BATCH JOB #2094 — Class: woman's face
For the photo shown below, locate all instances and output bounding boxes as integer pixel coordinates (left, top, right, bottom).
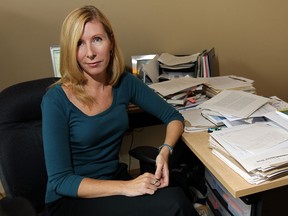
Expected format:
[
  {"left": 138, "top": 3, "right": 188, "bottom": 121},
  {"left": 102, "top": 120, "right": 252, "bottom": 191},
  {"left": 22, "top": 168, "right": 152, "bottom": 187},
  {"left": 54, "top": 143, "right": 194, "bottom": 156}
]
[{"left": 77, "top": 19, "right": 113, "bottom": 78}]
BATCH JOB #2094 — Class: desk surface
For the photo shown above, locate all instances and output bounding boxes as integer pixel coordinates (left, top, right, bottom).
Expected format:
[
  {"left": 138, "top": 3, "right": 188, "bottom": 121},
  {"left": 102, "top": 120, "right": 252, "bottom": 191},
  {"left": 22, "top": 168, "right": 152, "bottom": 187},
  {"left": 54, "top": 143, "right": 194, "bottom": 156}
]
[{"left": 182, "top": 131, "right": 288, "bottom": 198}]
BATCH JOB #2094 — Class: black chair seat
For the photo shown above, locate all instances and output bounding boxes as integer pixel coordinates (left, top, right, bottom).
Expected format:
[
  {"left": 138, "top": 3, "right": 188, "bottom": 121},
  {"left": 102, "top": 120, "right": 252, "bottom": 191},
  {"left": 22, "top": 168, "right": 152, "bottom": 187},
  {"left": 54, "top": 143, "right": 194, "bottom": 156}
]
[{"left": 129, "top": 146, "right": 158, "bottom": 174}]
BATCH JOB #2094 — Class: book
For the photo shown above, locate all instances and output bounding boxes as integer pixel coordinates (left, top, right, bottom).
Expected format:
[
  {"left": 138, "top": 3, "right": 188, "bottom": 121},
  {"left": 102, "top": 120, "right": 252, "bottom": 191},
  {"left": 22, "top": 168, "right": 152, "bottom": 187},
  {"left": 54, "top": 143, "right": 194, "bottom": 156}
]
[
  {"left": 195, "top": 48, "right": 215, "bottom": 78},
  {"left": 207, "top": 48, "right": 218, "bottom": 77},
  {"left": 196, "top": 50, "right": 207, "bottom": 78}
]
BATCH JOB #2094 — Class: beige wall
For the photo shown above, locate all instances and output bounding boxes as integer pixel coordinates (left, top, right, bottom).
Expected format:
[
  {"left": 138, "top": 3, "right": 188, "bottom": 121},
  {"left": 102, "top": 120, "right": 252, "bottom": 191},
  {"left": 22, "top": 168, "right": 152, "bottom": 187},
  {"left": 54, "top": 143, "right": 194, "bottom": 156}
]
[{"left": 1, "top": 0, "right": 288, "bottom": 101}]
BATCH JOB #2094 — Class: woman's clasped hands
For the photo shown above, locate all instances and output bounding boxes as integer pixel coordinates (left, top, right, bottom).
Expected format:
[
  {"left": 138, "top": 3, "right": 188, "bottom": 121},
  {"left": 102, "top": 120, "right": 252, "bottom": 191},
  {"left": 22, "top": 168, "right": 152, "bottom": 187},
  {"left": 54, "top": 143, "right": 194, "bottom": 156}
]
[{"left": 123, "top": 153, "right": 169, "bottom": 196}]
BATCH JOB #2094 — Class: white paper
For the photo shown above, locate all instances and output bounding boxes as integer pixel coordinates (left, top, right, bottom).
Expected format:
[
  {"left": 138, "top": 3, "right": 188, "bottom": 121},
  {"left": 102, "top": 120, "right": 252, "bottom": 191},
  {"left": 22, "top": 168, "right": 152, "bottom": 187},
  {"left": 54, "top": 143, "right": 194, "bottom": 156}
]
[
  {"left": 158, "top": 53, "right": 199, "bottom": 66},
  {"left": 142, "top": 54, "right": 160, "bottom": 83},
  {"left": 212, "top": 149, "right": 266, "bottom": 184},
  {"left": 204, "top": 75, "right": 254, "bottom": 90},
  {"left": 264, "top": 111, "right": 288, "bottom": 130},
  {"left": 149, "top": 76, "right": 204, "bottom": 96},
  {"left": 198, "top": 90, "right": 269, "bottom": 118},
  {"left": 210, "top": 123, "right": 288, "bottom": 172},
  {"left": 215, "top": 124, "right": 288, "bottom": 154},
  {"left": 181, "top": 108, "right": 215, "bottom": 128}
]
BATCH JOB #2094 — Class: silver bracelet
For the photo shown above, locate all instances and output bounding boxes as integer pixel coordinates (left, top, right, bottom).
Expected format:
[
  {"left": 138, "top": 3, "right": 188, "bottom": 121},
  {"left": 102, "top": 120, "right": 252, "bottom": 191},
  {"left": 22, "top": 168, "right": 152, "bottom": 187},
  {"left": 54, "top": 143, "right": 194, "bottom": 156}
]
[{"left": 158, "top": 143, "right": 173, "bottom": 155}]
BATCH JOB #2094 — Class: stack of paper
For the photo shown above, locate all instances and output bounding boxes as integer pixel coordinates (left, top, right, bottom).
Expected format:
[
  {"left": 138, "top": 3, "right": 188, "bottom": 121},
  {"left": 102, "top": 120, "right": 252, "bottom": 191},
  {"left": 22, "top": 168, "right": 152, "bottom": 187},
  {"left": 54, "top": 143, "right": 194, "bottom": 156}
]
[
  {"left": 203, "top": 75, "right": 256, "bottom": 98},
  {"left": 195, "top": 89, "right": 271, "bottom": 129},
  {"left": 149, "top": 76, "right": 204, "bottom": 97},
  {"left": 158, "top": 53, "right": 199, "bottom": 70},
  {"left": 209, "top": 123, "right": 288, "bottom": 184},
  {"left": 157, "top": 53, "right": 199, "bottom": 80},
  {"left": 149, "top": 76, "right": 205, "bottom": 107},
  {"left": 180, "top": 108, "right": 216, "bottom": 132},
  {"left": 198, "top": 89, "right": 269, "bottom": 119},
  {"left": 201, "top": 109, "right": 226, "bottom": 126},
  {"left": 149, "top": 76, "right": 261, "bottom": 111}
]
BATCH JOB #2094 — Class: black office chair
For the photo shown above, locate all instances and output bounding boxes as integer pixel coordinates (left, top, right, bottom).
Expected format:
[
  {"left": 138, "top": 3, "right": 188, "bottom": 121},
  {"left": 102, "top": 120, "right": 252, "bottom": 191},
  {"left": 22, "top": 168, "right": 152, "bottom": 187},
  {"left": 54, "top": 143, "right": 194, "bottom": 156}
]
[
  {"left": 0, "top": 77, "right": 58, "bottom": 216},
  {"left": 129, "top": 146, "right": 159, "bottom": 174},
  {"left": 0, "top": 196, "right": 37, "bottom": 216}
]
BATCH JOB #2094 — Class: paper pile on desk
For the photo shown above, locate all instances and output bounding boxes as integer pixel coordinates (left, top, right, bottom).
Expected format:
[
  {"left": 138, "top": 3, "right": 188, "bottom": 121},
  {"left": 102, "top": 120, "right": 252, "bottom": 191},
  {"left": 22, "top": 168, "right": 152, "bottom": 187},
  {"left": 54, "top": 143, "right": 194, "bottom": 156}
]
[
  {"left": 188, "top": 92, "right": 288, "bottom": 184},
  {"left": 180, "top": 108, "right": 215, "bottom": 132},
  {"left": 149, "top": 75, "right": 257, "bottom": 109},
  {"left": 157, "top": 53, "right": 199, "bottom": 80},
  {"left": 209, "top": 123, "right": 288, "bottom": 184},
  {"left": 158, "top": 53, "right": 199, "bottom": 70},
  {"left": 198, "top": 89, "right": 269, "bottom": 119},
  {"left": 203, "top": 75, "right": 256, "bottom": 97},
  {"left": 149, "top": 76, "right": 204, "bottom": 97},
  {"left": 196, "top": 93, "right": 288, "bottom": 131}
]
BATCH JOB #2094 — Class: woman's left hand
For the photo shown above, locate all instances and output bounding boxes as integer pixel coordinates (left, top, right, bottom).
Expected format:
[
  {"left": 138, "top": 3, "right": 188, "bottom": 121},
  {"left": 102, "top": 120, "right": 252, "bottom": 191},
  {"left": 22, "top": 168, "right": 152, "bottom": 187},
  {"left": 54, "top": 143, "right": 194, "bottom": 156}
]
[{"left": 154, "top": 153, "right": 169, "bottom": 188}]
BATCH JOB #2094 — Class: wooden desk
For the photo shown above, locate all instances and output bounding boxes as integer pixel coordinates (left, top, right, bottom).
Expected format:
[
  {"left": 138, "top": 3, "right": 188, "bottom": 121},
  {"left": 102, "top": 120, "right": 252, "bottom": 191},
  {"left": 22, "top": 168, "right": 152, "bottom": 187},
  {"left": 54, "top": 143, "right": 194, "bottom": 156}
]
[
  {"left": 182, "top": 131, "right": 288, "bottom": 198},
  {"left": 128, "top": 106, "right": 288, "bottom": 215}
]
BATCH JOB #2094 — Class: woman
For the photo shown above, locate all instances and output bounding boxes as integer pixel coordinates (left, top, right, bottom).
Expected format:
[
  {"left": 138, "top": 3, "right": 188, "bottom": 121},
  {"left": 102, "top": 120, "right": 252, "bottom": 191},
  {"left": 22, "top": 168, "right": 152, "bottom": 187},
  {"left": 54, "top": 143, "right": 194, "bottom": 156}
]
[{"left": 41, "top": 5, "right": 199, "bottom": 216}]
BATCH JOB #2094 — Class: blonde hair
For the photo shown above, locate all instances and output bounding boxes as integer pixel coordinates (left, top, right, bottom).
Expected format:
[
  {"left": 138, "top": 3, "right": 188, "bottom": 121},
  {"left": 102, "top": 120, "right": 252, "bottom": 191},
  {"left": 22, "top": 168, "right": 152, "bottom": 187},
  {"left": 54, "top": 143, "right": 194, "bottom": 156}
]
[{"left": 57, "top": 5, "right": 125, "bottom": 106}]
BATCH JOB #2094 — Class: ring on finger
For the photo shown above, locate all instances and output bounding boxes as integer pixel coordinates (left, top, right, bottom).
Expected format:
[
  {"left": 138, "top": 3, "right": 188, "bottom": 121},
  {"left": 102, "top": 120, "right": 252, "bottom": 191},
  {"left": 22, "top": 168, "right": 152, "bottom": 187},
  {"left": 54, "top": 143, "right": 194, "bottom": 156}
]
[{"left": 152, "top": 179, "right": 159, "bottom": 185}]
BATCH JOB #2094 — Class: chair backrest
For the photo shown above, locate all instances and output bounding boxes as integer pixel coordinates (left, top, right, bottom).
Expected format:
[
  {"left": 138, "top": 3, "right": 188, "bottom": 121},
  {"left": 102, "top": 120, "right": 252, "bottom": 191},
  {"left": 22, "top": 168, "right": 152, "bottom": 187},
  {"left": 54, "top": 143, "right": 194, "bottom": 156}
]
[{"left": 0, "top": 77, "right": 58, "bottom": 213}]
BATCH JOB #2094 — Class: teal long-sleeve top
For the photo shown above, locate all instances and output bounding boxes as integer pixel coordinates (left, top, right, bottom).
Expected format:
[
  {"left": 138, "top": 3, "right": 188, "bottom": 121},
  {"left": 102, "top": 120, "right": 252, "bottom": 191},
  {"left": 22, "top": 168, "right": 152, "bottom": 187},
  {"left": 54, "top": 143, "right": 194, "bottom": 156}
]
[{"left": 41, "top": 72, "right": 184, "bottom": 203}]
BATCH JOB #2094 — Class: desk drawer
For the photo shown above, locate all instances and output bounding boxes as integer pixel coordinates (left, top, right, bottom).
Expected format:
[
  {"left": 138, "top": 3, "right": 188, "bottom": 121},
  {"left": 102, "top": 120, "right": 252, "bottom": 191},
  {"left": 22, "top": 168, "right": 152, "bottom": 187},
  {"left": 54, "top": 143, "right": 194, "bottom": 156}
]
[
  {"left": 206, "top": 183, "right": 232, "bottom": 216},
  {"left": 205, "top": 169, "right": 251, "bottom": 216}
]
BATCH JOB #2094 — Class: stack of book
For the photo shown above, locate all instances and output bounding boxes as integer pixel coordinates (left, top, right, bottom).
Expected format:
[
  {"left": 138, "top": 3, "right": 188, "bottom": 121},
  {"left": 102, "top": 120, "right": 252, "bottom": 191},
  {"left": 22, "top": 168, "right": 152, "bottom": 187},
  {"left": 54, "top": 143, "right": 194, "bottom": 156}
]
[{"left": 194, "top": 48, "right": 217, "bottom": 78}]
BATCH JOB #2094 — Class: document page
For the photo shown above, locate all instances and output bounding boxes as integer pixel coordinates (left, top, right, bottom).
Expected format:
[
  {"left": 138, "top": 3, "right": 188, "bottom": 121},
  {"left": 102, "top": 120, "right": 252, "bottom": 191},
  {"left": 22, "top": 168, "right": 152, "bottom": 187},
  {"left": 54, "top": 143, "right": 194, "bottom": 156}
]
[{"left": 198, "top": 90, "right": 269, "bottom": 118}]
